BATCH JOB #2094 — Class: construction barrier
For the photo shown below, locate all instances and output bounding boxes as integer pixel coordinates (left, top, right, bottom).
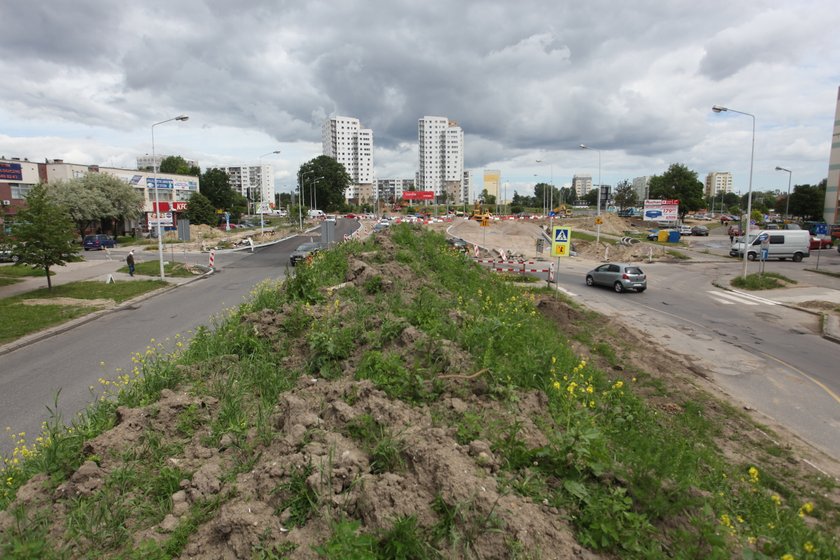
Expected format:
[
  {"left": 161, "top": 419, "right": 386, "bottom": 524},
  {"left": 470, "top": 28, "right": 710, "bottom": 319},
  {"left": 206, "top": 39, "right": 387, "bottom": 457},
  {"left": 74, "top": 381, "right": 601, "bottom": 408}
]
[
  {"left": 208, "top": 250, "right": 216, "bottom": 269},
  {"left": 472, "top": 257, "right": 552, "bottom": 274}
]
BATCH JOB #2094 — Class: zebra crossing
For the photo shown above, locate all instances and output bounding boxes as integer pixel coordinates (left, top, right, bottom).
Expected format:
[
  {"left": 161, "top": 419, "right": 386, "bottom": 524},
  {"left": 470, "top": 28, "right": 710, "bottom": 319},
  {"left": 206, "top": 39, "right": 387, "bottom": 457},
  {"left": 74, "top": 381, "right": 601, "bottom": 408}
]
[{"left": 707, "top": 290, "right": 780, "bottom": 306}]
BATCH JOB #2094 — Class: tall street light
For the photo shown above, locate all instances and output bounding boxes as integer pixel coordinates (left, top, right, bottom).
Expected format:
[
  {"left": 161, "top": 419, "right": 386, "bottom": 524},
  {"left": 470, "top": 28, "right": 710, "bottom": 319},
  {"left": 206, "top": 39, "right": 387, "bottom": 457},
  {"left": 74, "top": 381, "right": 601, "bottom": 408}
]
[
  {"left": 311, "top": 176, "right": 324, "bottom": 213},
  {"left": 151, "top": 115, "right": 189, "bottom": 281},
  {"left": 713, "top": 105, "right": 755, "bottom": 279},
  {"left": 258, "top": 150, "right": 281, "bottom": 234},
  {"left": 775, "top": 166, "right": 792, "bottom": 221},
  {"left": 536, "top": 160, "right": 554, "bottom": 220},
  {"left": 579, "top": 144, "right": 602, "bottom": 246}
]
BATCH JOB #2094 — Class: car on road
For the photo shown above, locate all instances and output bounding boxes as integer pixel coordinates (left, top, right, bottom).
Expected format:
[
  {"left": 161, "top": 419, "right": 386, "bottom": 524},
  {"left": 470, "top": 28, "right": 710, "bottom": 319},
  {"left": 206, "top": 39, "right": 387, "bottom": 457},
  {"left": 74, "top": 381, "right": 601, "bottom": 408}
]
[
  {"left": 289, "top": 242, "right": 327, "bottom": 266},
  {"left": 809, "top": 236, "right": 833, "bottom": 250},
  {"left": 691, "top": 225, "right": 709, "bottom": 236},
  {"left": 83, "top": 234, "right": 116, "bottom": 250},
  {"left": 585, "top": 263, "right": 647, "bottom": 293}
]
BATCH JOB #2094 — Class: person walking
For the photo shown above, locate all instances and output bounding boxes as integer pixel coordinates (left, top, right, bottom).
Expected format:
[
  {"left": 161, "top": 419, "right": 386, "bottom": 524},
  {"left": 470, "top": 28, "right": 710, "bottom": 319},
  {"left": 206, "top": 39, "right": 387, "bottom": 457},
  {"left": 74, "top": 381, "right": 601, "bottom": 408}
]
[{"left": 126, "top": 250, "right": 135, "bottom": 277}]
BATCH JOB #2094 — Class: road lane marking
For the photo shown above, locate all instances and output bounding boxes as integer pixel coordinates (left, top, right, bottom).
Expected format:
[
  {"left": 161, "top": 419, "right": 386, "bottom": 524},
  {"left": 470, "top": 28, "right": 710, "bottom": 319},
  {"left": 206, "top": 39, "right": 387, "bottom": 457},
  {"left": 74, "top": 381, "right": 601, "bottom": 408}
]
[{"left": 709, "top": 291, "right": 759, "bottom": 305}]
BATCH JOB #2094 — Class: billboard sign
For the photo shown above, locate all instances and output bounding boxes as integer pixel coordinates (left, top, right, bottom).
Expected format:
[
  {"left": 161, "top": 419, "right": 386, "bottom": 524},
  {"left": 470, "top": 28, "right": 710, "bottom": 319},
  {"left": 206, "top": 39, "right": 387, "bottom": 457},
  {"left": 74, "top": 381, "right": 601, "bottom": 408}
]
[
  {"left": 146, "top": 177, "right": 174, "bottom": 189},
  {"left": 402, "top": 190, "right": 435, "bottom": 201},
  {"left": 0, "top": 162, "right": 23, "bottom": 181},
  {"left": 148, "top": 211, "right": 173, "bottom": 227},
  {"left": 643, "top": 199, "right": 679, "bottom": 221}
]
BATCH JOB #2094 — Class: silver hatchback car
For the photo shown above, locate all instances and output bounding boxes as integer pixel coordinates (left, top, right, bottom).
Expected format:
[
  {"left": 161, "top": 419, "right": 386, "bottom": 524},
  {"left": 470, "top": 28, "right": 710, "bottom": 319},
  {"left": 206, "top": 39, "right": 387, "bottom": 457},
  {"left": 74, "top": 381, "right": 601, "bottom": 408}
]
[{"left": 585, "top": 263, "right": 647, "bottom": 293}]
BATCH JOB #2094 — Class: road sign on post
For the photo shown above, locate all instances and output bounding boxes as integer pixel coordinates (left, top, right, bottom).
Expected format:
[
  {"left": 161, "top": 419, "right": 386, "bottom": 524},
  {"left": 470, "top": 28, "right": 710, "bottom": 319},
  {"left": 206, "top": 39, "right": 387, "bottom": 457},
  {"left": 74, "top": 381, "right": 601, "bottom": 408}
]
[{"left": 551, "top": 226, "right": 571, "bottom": 258}]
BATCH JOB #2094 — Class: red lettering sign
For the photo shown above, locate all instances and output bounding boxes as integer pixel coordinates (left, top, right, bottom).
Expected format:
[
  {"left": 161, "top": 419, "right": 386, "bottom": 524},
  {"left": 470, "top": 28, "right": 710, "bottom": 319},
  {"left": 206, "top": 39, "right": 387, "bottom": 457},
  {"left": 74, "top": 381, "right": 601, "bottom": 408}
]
[{"left": 402, "top": 190, "right": 435, "bottom": 201}]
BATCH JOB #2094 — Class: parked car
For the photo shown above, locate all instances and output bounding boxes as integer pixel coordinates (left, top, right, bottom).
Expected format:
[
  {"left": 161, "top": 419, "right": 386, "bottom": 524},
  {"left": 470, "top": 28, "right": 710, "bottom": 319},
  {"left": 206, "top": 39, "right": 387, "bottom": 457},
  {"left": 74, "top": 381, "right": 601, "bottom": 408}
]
[
  {"left": 809, "top": 236, "right": 833, "bottom": 250},
  {"left": 289, "top": 242, "right": 327, "bottom": 266},
  {"left": 372, "top": 223, "right": 388, "bottom": 233},
  {"left": 691, "top": 225, "right": 709, "bottom": 236},
  {"left": 447, "top": 237, "right": 468, "bottom": 250},
  {"left": 585, "top": 263, "right": 647, "bottom": 293},
  {"left": 679, "top": 225, "right": 692, "bottom": 235},
  {"left": 83, "top": 234, "right": 116, "bottom": 250},
  {"left": 0, "top": 248, "right": 19, "bottom": 263}
]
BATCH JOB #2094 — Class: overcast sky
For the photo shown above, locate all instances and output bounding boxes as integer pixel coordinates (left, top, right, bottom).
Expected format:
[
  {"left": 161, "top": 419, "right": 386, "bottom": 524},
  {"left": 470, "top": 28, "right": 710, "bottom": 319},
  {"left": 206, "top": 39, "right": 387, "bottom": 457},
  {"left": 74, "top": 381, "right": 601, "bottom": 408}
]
[{"left": 2, "top": 0, "right": 839, "bottom": 198}]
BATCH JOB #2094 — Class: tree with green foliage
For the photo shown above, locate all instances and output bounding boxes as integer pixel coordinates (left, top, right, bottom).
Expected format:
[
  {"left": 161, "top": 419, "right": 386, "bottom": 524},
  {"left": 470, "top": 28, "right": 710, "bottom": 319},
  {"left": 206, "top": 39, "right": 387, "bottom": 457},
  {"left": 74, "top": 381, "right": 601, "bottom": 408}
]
[
  {"left": 298, "top": 156, "right": 353, "bottom": 212},
  {"left": 583, "top": 188, "right": 599, "bottom": 206},
  {"left": 613, "top": 179, "right": 637, "bottom": 210},
  {"left": 159, "top": 155, "right": 200, "bottom": 176},
  {"left": 648, "top": 164, "right": 704, "bottom": 219},
  {"left": 478, "top": 188, "right": 496, "bottom": 206},
  {"left": 787, "top": 180, "right": 826, "bottom": 221},
  {"left": 200, "top": 168, "right": 238, "bottom": 212},
  {"left": 47, "top": 173, "right": 144, "bottom": 238},
  {"left": 11, "top": 184, "right": 78, "bottom": 290},
  {"left": 182, "top": 192, "right": 218, "bottom": 226}
]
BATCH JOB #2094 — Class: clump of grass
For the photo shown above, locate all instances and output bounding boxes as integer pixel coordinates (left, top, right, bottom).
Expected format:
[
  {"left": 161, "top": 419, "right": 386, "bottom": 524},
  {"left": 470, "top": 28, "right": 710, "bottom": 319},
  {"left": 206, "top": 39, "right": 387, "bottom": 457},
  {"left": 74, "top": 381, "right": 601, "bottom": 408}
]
[
  {"left": 344, "top": 414, "right": 405, "bottom": 474},
  {"left": 732, "top": 272, "right": 795, "bottom": 290}
]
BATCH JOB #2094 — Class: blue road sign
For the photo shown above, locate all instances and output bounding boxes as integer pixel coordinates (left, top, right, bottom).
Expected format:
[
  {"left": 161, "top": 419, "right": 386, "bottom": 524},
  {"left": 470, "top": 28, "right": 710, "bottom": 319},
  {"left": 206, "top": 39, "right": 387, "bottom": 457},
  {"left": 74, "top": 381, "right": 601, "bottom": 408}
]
[
  {"left": 758, "top": 233, "right": 769, "bottom": 242},
  {"left": 554, "top": 229, "right": 569, "bottom": 243},
  {"left": 815, "top": 223, "right": 828, "bottom": 235}
]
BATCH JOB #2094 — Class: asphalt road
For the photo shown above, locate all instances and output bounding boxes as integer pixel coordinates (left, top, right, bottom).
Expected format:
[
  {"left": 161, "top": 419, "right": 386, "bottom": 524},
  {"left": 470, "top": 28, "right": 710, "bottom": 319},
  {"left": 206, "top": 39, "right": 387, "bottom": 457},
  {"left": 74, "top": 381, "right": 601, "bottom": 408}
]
[{"left": 0, "top": 221, "right": 359, "bottom": 460}]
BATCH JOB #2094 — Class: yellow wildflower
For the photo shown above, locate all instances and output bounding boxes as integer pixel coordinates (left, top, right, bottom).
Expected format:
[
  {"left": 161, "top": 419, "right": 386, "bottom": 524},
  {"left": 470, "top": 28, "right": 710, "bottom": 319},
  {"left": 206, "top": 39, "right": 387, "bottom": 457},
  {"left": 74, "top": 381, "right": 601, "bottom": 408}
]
[
  {"left": 771, "top": 495, "right": 782, "bottom": 506},
  {"left": 781, "top": 555, "right": 794, "bottom": 560},
  {"left": 748, "top": 466, "right": 759, "bottom": 483},
  {"left": 804, "top": 541, "right": 815, "bottom": 553},
  {"left": 720, "top": 514, "right": 732, "bottom": 527}
]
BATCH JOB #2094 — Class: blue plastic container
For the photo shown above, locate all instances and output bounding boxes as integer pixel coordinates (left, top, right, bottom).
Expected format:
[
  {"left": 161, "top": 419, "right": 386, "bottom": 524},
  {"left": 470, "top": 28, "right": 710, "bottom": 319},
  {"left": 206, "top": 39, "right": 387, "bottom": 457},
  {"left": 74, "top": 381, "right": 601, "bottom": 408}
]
[{"left": 668, "top": 230, "right": 681, "bottom": 243}]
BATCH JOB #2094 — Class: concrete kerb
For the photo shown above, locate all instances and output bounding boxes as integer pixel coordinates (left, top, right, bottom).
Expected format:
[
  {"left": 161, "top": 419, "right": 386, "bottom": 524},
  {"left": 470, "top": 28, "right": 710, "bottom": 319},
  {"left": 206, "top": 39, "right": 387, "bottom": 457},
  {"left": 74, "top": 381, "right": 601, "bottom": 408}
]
[{"left": 0, "top": 268, "right": 213, "bottom": 358}]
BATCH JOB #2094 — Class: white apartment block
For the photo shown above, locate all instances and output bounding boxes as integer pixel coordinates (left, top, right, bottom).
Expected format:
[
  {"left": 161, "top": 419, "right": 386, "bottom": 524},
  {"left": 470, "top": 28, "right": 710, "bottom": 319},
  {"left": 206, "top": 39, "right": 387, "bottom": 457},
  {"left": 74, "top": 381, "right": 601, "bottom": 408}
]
[
  {"left": 137, "top": 154, "right": 199, "bottom": 172},
  {"left": 462, "top": 171, "right": 471, "bottom": 204},
  {"left": 572, "top": 174, "right": 592, "bottom": 198},
  {"left": 376, "top": 178, "right": 415, "bottom": 204},
  {"left": 705, "top": 172, "right": 733, "bottom": 197},
  {"left": 632, "top": 176, "right": 651, "bottom": 203},
  {"left": 217, "top": 165, "right": 275, "bottom": 209},
  {"left": 322, "top": 116, "right": 374, "bottom": 202},
  {"left": 418, "top": 116, "right": 464, "bottom": 202}
]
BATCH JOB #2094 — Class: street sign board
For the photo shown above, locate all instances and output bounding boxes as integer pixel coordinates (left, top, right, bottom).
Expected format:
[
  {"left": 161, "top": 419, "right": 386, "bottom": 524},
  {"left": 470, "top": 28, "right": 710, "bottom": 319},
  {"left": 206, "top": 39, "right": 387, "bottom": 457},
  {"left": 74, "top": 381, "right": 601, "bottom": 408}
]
[
  {"left": 815, "top": 223, "right": 828, "bottom": 235},
  {"left": 551, "top": 226, "right": 571, "bottom": 257},
  {"left": 758, "top": 233, "right": 769, "bottom": 242}
]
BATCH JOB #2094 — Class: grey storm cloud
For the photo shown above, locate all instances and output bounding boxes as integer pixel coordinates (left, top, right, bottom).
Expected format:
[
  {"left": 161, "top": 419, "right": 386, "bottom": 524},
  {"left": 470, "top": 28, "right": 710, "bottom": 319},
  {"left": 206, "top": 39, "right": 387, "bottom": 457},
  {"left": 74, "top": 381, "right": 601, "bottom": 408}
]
[{"left": 2, "top": 0, "right": 838, "bottom": 185}]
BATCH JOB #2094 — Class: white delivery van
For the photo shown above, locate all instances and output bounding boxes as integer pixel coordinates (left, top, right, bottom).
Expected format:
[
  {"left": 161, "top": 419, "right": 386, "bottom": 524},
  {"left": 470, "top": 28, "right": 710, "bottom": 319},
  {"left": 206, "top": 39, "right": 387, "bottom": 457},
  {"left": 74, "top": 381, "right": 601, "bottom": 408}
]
[
  {"left": 308, "top": 210, "right": 325, "bottom": 219},
  {"left": 729, "top": 230, "right": 810, "bottom": 262}
]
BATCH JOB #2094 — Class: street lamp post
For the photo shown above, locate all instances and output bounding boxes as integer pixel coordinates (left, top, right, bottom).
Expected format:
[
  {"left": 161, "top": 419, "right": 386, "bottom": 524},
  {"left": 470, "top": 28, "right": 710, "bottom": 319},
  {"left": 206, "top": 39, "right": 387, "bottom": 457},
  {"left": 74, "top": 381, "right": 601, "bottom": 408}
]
[
  {"left": 258, "top": 150, "right": 281, "bottom": 235},
  {"left": 151, "top": 115, "right": 189, "bottom": 281},
  {"left": 713, "top": 105, "right": 755, "bottom": 279},
  {"left": 579, "top": 144, "right": 601, "bottom": 246},
  {"left": 775, "top": 166, "right": 792, "bottom": 221},
  {"left": 536, "top": 160, "right": 555, "bottom": 222},
  {"left": 311, "top": 176, "right": 324, "bottom": 213}
]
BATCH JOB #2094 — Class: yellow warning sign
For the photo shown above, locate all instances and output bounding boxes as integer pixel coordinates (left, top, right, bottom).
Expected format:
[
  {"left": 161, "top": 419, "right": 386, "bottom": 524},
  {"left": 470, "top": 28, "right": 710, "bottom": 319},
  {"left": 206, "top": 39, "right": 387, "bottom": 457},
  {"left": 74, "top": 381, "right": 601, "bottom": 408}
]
[
  {"left": 595, "top": 216, "right": 603, "bottom": 225},
  {"left": 551, "top": 226, "right": 571, "bottom": 257}
]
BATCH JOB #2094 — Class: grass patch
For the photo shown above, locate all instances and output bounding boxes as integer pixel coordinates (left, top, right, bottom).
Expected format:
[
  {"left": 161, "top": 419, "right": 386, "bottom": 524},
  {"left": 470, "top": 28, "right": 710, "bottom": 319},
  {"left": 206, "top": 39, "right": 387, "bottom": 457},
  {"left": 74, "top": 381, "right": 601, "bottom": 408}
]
[
  {"left": 0, "top": 280, "right": 166, "bottom": 344},
  {"left": 0, "top": 264, "right": 51, "bottom": 278},
  {"left": 123, "top": 260, "right": 198, "bottom": 278},
  {"left": 731, "top": 272, "right": 796, "bottom": 290},
  {"left": 0, "top": 276, "right": 19, "bottom": 287},
  {"left": 665, "top": 249, "right": 690, "bottom": 259}
]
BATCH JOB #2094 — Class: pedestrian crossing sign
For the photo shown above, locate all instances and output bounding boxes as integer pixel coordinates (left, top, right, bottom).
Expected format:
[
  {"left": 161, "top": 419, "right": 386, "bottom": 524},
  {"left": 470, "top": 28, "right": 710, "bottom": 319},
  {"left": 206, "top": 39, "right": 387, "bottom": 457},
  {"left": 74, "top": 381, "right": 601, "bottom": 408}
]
[{"left": 551, "top": 226, "right": 571, "bottom": 257}]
